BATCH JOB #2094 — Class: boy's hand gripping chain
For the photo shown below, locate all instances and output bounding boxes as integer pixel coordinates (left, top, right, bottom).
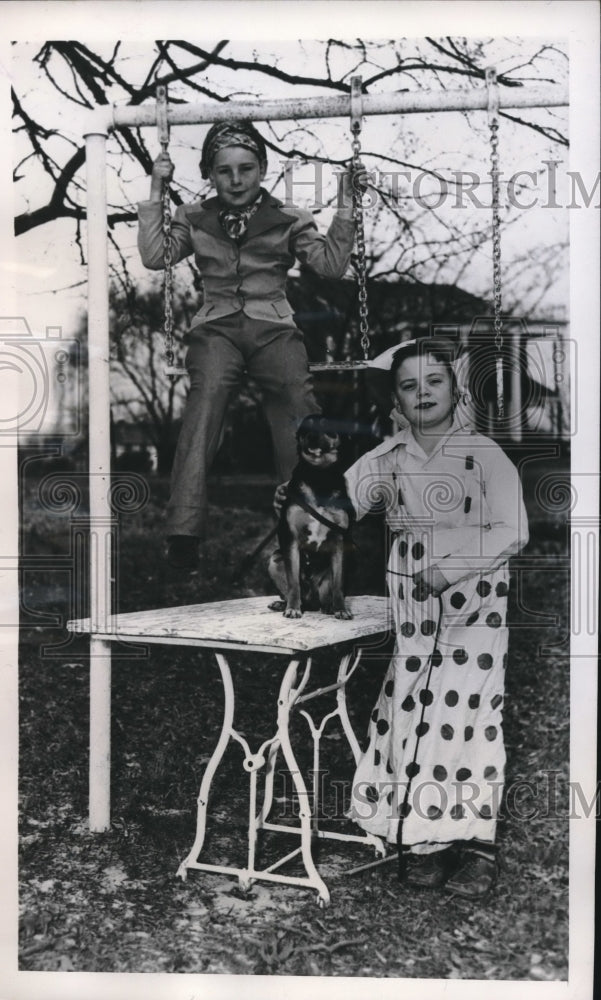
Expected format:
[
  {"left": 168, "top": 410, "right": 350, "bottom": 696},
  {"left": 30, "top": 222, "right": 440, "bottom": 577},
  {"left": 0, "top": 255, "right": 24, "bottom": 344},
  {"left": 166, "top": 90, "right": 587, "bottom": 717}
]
[{"left": 486, "top": 67, "right": 504, "bottom": 421}]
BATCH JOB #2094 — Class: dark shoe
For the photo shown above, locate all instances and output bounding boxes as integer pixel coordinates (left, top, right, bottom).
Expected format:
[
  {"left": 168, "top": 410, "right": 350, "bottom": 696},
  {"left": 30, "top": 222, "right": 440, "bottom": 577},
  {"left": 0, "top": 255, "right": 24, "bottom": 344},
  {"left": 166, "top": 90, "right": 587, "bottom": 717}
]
[
  {"left": 167, "top": 535, "right": 200, "bottom": 570},
  {"left": 404, "top": 849, "right": 451, "bottom": 888},
  {"left": 445, "top": 849, "right": 497, "bottom": 899}
]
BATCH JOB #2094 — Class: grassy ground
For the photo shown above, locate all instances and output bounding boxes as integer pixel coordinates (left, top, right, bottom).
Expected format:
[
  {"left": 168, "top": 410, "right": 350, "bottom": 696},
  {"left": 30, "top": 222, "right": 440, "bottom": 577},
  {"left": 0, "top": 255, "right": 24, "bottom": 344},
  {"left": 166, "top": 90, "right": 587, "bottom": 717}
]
[{"left": 19, "top": 461, "right": 570, "bottom": 979}]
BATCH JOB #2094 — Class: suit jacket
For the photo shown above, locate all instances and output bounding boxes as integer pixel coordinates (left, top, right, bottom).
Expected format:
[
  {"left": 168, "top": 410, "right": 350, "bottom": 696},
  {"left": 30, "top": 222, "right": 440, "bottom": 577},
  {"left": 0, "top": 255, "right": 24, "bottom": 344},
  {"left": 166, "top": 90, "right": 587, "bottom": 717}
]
[{"left": 138, "top": 190, "right": 356, "bottom": 327}]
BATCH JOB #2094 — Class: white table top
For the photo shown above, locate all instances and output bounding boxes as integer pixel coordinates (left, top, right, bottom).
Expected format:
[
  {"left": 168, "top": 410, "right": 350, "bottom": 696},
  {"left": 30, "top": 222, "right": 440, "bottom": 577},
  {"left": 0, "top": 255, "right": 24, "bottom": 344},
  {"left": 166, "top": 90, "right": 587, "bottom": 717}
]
[{"left": 67, "top": 595, "right": 392, "bottom": 655}]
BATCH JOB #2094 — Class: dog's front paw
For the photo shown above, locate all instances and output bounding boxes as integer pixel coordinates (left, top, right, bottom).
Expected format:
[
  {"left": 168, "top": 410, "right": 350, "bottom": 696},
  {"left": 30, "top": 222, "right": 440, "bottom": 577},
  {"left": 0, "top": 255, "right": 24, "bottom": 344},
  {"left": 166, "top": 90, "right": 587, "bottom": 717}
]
[
  {"left": 268, "top": 599, "right": 286, "bottom": 612},
  {"left": 284, "top": 607, "right": 303, "bottom": 619},
  {"left": 334, "top": 606, "right": 354, "bottom": 620}
]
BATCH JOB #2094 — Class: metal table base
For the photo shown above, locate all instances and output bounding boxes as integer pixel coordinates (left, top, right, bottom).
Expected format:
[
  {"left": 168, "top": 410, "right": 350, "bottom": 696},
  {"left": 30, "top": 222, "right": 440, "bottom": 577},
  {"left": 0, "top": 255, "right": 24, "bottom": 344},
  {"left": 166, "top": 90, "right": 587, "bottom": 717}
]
[{"left": 68, "top": 595, "right": 392, "bottom": 906}]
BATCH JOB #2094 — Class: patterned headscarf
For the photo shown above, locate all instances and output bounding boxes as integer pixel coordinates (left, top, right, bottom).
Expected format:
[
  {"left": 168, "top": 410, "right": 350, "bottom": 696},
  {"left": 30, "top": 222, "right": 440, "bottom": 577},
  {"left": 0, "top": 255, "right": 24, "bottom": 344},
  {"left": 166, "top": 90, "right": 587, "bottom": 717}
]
[{"left": 200, "top": 122, "right": 268, "bottom": 179}]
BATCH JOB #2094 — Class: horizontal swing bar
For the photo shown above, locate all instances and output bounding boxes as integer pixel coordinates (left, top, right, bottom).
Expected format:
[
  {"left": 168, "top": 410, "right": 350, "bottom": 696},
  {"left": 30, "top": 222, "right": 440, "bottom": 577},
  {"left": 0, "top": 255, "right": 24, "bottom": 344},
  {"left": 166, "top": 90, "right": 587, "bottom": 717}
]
[
  {"left": 88, "top": 84, "right": 568, "bottom": 135},
  {"left": 115, "top": 78, "right": 566, "bottom": 378}
]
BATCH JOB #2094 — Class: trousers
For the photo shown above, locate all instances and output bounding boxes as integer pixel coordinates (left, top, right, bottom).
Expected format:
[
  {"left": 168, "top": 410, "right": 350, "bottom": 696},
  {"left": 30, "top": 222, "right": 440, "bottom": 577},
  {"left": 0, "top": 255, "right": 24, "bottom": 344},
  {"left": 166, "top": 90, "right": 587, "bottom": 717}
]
[{"left": 166, "top": 312, "right": 319, "bottom": 538}]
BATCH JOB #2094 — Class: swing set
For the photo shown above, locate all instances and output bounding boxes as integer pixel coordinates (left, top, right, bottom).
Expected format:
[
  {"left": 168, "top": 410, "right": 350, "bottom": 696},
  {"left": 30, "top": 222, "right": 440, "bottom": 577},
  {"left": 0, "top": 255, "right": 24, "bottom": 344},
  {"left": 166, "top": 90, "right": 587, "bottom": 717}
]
[
  {"left": 156, "top": 72, "right": 503, "bottom": 387},
  {"left": 76, "top": 70, "right": 567, "bottom": 842}
]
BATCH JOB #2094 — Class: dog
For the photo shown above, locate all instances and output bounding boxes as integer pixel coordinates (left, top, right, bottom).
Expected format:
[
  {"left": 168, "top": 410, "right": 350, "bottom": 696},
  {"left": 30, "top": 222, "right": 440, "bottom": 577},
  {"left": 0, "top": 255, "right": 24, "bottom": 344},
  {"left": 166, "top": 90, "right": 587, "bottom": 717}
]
[{"left": 268, "top": 414, "right": 354, "bottom": 620}]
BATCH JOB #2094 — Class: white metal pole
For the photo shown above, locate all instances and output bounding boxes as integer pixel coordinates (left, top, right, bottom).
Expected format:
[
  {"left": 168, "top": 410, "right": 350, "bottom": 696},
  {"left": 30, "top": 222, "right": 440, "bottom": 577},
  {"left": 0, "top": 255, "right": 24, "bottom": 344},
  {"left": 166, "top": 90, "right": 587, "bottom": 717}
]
[
  {"left": 85, "top": 128, "right": 113, "bottom": 832},
  {"left": 106, "top": 84, "right": 568, "bottom": 130},
  {"left": 509, "top": 325, "right": 523, "bottom": 442}
]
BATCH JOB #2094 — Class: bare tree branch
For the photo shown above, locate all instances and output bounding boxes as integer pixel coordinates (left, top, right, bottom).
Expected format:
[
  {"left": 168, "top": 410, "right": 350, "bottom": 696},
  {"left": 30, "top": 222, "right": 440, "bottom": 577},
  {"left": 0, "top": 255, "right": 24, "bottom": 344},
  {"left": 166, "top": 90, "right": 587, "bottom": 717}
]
[{"left": 172, "top": 40, "right": 353, "bottom": 92}]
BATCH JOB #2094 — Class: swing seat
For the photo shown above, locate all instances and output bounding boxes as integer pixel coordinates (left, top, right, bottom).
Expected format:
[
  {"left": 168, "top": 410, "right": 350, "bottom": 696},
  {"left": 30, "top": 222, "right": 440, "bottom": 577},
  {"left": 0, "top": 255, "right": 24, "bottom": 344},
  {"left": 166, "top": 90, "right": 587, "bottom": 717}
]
[
  {"left": 309, "top": 360, "right": 371, "bottom": 372},
  {"left": 167, "top": 360, "right": 371, "bottom": 376}
]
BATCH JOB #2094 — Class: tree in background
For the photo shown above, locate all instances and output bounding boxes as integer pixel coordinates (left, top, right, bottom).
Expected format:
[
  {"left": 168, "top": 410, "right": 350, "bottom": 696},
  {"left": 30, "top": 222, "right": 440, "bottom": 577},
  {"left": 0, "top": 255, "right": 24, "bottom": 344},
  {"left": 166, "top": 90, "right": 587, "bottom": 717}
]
[
  {"left": 13, "top": 37, "right": 569, "bottom": 321},
  {"left": 13, "top": 37, "right": 570, "bottom": 464},
  {"left": 107, "top": 284, "right": 187, "bottom": 476},
  {"left": 67, "top": 282, "right": 275, "bottom": 476}
]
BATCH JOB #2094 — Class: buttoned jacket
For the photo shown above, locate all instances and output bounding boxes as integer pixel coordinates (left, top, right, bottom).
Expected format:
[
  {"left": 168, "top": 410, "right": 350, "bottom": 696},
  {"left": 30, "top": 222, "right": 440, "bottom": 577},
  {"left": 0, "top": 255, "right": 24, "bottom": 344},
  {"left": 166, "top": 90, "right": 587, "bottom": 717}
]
[{"left": 138, "top": 191, "right": 355, "bottom": 328}]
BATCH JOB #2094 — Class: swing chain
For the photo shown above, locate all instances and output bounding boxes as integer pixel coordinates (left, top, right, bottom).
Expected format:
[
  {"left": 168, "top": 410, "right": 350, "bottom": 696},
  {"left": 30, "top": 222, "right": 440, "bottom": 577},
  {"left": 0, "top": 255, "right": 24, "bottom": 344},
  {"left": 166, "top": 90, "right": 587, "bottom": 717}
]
[
  {"left": 350, "top": 77, "right": 370, "bottom": 361},
  {"left": 156, "top": 84, "right": 176, "bottom": 378},
  {"left": 162, "top": 191, "right": 175, "bottom": 373},
  {"left": 486, "top": 67, "right": 504, "bottom": 420},
  {"left": 490, "top": 123, "right": 502, "bottom": 353}
]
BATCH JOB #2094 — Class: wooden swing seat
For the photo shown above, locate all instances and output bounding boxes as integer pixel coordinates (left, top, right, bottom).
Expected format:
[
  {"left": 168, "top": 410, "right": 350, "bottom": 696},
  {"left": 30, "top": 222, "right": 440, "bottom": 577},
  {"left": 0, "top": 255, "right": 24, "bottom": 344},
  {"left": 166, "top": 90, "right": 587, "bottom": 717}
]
[
  {"left": 309, "top": 360, "right": 372, "bottom": 372},
  {"left": 165, "top": 360, "right": 373, "bottom": 377}
]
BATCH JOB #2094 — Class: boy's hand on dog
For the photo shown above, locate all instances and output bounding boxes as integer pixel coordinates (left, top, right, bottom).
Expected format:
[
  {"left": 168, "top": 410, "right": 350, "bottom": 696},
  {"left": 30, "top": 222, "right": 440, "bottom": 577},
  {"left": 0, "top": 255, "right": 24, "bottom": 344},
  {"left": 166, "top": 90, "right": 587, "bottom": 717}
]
[
  {"left": 273, "top": 482, "right": 289, "bottom": 517},
  {"left": 413, "top": 566, "right": 450, "bottom": 598}
]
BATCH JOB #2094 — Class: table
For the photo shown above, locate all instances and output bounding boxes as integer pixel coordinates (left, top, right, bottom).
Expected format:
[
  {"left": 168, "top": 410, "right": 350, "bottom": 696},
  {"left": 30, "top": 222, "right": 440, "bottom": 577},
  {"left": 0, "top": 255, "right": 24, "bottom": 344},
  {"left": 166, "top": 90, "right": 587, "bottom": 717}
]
[{"left": 68, "top": 595, "right": 392, "bottom": 906}]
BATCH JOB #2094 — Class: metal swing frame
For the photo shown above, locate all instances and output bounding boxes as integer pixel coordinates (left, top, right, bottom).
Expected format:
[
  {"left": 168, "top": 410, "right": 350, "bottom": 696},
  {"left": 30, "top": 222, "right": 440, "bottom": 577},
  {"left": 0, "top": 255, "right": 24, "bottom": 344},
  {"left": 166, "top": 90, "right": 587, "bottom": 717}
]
[
  {"left": 82, "top": 74, "right": 567, "bottom": 833},
  {"left": 154, "top": 73, "right": 546, "bottom": 382}
]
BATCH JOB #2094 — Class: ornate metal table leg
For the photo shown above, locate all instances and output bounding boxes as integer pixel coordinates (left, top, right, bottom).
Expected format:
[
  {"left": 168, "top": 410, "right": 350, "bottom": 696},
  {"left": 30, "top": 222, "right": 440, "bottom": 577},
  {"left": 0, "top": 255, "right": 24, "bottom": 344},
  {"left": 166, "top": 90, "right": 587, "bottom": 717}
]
[
  {"left": 336, "top": 650, "right": 363, "bottom": 763},
  {"left": 178, "top": 646, "right": 381, "bottom": 900},
  {"left": 176, "top": 651, "right": 234, "bottom": 879},
  {"left": 293, "top": 649, "right": 387, "bottom": 859},
  {"left": 256, "top": 739, "right": 281, "bottom": 829},
  {"left": 336, "top": 650, "right": 387, "bottom": 857},
  {"left": 276, "top": 658, "right": 330, "bottom": 906}
]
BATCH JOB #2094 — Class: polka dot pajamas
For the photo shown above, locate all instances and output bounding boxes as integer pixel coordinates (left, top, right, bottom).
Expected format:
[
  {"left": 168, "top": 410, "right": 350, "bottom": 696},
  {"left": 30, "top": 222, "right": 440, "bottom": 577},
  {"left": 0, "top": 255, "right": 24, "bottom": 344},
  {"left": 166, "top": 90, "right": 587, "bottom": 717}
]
[
  {"left": 351, "top": 538, "right": 509, "bottom": 847},
  {"left": 344, "top": 421, "right": 528, "bottom": 852}
]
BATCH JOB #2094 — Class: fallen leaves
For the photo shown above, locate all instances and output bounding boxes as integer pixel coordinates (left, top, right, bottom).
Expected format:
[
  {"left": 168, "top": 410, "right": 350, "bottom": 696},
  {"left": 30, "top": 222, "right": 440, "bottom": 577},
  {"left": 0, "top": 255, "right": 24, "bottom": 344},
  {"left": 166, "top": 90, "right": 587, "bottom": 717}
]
[{"left": 18, "top": 488, "right": 570, "bottom": 979}]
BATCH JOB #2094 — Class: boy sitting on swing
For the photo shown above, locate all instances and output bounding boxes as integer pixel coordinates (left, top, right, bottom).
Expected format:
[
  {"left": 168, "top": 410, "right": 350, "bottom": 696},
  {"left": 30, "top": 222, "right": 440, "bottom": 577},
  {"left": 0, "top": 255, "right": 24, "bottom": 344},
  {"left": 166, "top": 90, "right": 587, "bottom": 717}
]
[{"left": 138, "top": 121, "right": 367, "bottom": 569}]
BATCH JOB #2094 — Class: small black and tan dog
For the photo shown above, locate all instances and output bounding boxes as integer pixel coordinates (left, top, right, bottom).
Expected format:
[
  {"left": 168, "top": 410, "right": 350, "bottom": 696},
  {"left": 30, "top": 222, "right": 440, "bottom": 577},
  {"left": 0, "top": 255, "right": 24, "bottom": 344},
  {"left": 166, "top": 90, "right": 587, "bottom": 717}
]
[{"left": 268, "top": 414, "right": 354, "bottom": 620}]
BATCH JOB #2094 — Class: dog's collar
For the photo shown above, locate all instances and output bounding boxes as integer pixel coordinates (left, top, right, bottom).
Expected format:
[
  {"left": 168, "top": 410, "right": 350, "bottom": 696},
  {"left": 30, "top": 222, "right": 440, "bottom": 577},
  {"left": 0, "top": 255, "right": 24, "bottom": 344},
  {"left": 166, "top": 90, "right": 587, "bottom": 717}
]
[{"left": 286, "top": 485, "right": 352, "bottom": 535}]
